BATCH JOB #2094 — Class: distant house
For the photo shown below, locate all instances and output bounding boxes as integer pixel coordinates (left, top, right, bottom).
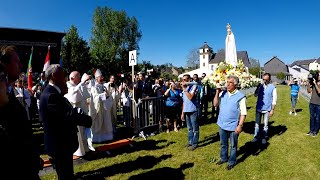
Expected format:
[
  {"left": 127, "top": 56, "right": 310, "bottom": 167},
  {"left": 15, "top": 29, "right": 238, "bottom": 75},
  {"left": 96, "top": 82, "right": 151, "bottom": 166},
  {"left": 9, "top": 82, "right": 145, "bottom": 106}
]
[
  {"left": 179, "top": 42, "right": 250, "bottom": 78},
  {"left": 288, "top": 64, "right": 310, "bottom": 80},
  {"left": 290, "top": 58, "right": 319, "bottom": 71},
  {"left": 287, "top": 58, "right": 320, "bottom": 80},
  {"left": 263, "top": 56, "right": 291, "bottom": 83},
  {"left": 171, "top": 67, "right": 179, "bottom": 76}
]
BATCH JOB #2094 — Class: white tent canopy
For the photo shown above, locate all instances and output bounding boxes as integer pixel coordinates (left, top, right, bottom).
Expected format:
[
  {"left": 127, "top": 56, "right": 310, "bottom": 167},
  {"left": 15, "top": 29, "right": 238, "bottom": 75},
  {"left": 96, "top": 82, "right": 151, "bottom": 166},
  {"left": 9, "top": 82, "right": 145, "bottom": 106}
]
[{"left": 178, "top": 68, "right": 214, "bottom": 78}]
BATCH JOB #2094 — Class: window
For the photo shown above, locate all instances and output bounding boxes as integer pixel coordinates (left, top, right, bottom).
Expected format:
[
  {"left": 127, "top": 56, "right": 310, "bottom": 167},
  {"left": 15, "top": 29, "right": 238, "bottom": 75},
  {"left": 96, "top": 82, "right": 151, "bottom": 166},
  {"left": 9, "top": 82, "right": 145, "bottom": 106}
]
[
  {"left": 203, "top": 63, "right": 205, "bottom": 67},
  {"left": 203, "top": 55, "right": 205, "bottom": 59}
]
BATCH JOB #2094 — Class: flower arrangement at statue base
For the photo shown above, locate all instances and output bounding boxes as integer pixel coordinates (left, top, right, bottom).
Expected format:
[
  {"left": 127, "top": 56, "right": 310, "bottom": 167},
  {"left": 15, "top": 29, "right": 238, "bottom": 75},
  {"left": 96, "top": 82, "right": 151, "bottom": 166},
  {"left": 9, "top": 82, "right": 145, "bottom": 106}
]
[{"left": 202, "top": 59, "right": 261, "bottom": 90}]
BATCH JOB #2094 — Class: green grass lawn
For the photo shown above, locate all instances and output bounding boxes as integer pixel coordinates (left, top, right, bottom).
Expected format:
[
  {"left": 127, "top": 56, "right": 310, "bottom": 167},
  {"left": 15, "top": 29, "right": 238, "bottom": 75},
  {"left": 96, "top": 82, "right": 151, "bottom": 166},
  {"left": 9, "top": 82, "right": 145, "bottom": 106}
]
[{"left": 41, "top": 85, "right": 320, "bottom": 180}]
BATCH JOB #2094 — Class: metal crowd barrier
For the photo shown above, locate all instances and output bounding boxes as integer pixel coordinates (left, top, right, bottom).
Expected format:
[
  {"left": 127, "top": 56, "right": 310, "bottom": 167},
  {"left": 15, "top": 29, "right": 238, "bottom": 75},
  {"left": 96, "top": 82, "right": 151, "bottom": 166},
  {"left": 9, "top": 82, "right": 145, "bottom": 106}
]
[
  {"left": 119, "top": 87, "right": 257, "bottom": 140},
  {"left": 121, "top": 96, "right": 166, "bottom": 139}
]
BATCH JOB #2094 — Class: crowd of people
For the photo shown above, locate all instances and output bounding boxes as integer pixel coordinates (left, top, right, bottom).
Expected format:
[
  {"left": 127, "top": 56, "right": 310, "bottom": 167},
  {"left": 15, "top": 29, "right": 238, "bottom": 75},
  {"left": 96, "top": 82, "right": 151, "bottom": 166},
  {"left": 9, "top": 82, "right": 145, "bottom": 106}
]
[{"left": 1, "top": 45, "right": 320, "bottom": 179}]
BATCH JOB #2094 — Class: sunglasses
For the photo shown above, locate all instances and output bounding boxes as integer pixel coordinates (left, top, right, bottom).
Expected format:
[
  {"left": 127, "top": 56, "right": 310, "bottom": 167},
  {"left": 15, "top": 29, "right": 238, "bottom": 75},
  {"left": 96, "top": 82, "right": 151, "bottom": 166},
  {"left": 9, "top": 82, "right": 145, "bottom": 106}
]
[{"left": 182, "top": 79, "right": 188, "bottom": 81}]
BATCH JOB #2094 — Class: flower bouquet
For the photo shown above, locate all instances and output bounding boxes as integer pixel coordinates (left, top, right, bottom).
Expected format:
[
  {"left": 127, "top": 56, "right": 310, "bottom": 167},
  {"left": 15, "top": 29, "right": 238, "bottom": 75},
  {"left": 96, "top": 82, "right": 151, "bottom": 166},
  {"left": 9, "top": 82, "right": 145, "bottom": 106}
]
[{"left": 201, "top": 59, "right": 261, "bottom": 89}]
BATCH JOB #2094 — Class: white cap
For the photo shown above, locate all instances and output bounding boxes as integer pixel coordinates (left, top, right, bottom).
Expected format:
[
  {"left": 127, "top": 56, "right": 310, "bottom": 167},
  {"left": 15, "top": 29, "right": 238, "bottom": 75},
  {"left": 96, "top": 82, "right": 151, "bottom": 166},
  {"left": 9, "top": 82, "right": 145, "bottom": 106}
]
[{"left": 94, "top": 69, "right": 102, "bottom": 78}]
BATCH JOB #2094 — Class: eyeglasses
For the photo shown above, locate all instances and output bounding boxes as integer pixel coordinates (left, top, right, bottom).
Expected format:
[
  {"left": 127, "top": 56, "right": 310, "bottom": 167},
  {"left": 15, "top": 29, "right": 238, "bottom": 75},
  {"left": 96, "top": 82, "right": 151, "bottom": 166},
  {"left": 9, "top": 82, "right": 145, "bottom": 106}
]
[{"left": 182, "top": 79, "right": 188, "bottom": 81}]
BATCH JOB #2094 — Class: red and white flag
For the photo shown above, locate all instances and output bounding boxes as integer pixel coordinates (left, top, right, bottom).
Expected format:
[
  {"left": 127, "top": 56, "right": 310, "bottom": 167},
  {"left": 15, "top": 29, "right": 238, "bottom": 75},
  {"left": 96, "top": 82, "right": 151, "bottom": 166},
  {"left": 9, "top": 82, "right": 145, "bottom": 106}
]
[{"left": 43, "top": 46, "right": 50, "bottom": 72}]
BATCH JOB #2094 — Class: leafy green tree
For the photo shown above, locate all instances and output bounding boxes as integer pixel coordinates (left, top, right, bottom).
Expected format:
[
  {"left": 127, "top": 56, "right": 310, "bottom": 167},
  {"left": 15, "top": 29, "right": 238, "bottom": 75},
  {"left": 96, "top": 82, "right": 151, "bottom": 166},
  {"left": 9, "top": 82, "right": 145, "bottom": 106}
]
[
  {"left": 276, "top": 72, "right": 286, "bottom": 81},
  {"left": 61, "top": 25, "right": 91, "bottom": 74},
  {"left": 249, "top": 67, "right": 260, "bottom": 76},
  {"left": 90, "top": 6, "right": 142, "bottom": 77}
]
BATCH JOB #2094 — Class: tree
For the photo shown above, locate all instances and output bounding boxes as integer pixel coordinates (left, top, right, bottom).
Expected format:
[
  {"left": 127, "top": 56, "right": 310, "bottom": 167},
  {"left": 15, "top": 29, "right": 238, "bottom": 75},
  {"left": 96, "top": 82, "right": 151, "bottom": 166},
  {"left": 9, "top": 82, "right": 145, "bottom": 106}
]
[
  {"left": 276, "top": 72, "right": 286, "bottom": 81},
  {"left": 249, "top": 57, "right": 260, "bottom": 67},
  {"left": 61, "top": 25, "right": 91, "bottom": 74},
  {"left": 90, "top": 6, "right": 142, "bottom": 77},
  {"left": 249, "top": 57, "right": 261, "bottom": 77},
  {"left": 249, "top": 67, "right": 260, "bottom": 76},
  {"left": 186, "top": 48, "right": 199, "bottom": 70}
]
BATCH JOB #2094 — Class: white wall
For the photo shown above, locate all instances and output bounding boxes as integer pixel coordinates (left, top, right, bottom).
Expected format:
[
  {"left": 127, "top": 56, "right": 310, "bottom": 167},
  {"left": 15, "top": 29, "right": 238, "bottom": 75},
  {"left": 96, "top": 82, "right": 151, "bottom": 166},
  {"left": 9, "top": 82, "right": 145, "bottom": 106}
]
[
  {"left": 289, "top": 65, "right": 309, "bottom": 80},
  {"left": 199, "top": 47, "right": 210, "bottom": 70}
]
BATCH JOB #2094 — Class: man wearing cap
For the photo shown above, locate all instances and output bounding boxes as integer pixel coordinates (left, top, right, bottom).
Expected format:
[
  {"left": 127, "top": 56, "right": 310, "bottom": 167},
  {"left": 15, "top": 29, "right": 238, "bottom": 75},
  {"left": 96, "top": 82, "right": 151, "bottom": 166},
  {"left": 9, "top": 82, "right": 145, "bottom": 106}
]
[
  {"left": 288, "top": 78, "right": 300, "bottom": 116},
  {"left": 88, "top": 69, "right": 114, "bottom": 142}
]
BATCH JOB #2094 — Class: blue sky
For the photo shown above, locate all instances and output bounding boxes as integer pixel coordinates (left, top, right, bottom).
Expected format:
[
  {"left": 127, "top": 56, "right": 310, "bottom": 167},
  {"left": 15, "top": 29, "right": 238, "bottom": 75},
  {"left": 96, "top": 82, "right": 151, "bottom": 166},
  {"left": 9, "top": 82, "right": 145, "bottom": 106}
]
[{"left": 1, "top": 0, "right": 320, "bottom": 67}]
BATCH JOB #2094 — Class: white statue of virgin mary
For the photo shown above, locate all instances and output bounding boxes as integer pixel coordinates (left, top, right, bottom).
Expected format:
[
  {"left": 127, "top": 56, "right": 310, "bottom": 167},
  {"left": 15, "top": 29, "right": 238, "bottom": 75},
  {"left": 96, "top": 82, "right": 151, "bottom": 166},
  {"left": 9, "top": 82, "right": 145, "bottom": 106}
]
[{"left": 225, "top": 23, "right": 237, "bottom": 67}]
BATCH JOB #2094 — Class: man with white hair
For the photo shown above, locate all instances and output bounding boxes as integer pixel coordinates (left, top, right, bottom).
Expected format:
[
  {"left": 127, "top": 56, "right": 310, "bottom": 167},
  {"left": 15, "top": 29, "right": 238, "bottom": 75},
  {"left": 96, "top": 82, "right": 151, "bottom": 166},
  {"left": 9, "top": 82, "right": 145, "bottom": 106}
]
[
  {"left": 39, "top": 64, "right": 92, "bottom": 179},
  {"left": 88, "top": 69, "right": 114, "bottom": 142},
  {"left": 65, "top": 71, "right": 95, "bottom": 157},
  {"left": 214, "top": 75, "right": 247, "bottom": 170}
]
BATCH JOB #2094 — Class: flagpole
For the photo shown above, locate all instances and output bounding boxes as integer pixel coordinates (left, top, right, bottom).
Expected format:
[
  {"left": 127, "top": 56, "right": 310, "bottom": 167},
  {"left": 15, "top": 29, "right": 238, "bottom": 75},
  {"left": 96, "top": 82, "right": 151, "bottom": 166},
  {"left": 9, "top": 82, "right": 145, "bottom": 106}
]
[{"left": 27, "top": 46, "right": 34, "bottom": 91}]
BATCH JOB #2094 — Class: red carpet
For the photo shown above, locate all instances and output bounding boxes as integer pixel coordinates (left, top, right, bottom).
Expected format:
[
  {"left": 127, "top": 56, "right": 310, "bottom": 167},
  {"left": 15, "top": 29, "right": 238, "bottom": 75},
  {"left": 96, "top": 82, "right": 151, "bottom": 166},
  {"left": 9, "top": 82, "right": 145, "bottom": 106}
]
[{"left": 42, "top": 138, "right": 134, "bottom": 168}]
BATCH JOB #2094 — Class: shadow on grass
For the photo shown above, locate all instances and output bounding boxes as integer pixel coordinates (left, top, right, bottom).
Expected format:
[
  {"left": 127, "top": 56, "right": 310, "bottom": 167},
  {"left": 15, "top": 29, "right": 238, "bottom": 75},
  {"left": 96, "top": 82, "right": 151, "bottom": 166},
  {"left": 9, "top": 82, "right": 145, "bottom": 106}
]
[
  {"left": 128, "top": 162, "right": 194, "bottom": 180},
  {"left": 198, "top": 108, "right": 219, "bottom": 125},
  {"left": 84, "top": 139, "right": 175, "bottom": 161},
  {"left": 237, "top": 121, "right": 287, "bottom": 165},
  {"left": 76, "top": 154, "right": 173, "bottom": 180},
  {"left": 197, "top": 133, "right": 220, "bottom": 148},
  {"left": 296, "top": 108, "right": 303, "bottom": 113}
]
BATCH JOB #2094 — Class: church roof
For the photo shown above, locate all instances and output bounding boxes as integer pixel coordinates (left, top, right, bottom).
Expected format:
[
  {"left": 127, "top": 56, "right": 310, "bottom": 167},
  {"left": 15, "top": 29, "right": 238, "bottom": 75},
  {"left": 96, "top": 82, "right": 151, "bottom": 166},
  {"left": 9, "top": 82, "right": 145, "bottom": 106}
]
[
  {"left": 199, "top": 43, "right": 212, "bottom": 50},
  {"left": 209, "top": 50, "right": 251, "bottom": 67},
  {"left": 290, "top": 58, "right": 319, "bottom": 67}
]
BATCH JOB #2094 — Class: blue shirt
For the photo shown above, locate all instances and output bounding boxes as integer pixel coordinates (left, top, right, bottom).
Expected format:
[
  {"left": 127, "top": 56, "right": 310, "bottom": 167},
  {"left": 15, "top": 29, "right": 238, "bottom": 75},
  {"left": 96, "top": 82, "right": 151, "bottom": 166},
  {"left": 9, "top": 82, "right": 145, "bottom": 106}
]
[
  {"left": 217, "top": 90, "right": 245, "bottom": 131},
  {"left": 290, "top": 84, "right": 300, "bottom": 97},
  {"left": 182, "top": 85, "right": 199, "bottom": 112}
]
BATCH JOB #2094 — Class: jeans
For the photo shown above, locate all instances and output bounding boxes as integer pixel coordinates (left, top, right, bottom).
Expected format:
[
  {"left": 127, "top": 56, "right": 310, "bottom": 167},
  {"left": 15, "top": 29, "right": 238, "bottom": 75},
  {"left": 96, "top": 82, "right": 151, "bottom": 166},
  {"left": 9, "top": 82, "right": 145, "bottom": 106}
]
[
  {"left": 185, "top": 111, "right": 199, "bottom": 147},
  {"left": 219, "top": 127, "right": 238, "bottom": 166},
  {"left": 291, "top": 96, "right": 298, "bottom": 109},
  {"left": 201, "top": 95, "right": 209, "bottom": 117},
  {"left": 254, "top": 111, "right": 269, "bottom": 139},
  {"left": 309, "top": 103, "right": 320, "bottom": 133}
]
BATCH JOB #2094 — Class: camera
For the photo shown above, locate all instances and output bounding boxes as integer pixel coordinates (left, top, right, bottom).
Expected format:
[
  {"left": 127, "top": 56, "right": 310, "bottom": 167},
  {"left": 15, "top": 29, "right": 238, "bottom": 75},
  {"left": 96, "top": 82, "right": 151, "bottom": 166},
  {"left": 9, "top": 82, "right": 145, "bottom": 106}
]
[{"left": 308, "top": 72, "right": 319, "bottom": 86}]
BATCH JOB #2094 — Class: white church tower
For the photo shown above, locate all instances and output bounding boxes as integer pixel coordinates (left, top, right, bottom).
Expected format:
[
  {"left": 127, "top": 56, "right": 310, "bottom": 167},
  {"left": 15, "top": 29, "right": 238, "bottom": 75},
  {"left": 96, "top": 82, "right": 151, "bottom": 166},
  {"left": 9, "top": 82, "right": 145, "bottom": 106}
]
[{"left": 199, "top": 42, "right": 213, "bottom": 70}]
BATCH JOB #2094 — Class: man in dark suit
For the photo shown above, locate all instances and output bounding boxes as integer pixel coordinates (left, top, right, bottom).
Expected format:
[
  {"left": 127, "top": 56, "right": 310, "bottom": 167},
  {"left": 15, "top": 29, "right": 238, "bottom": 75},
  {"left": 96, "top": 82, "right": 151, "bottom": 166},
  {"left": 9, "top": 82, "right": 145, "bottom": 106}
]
[{"left": 39, "top": 64, "right": 91, "bottom": 180}]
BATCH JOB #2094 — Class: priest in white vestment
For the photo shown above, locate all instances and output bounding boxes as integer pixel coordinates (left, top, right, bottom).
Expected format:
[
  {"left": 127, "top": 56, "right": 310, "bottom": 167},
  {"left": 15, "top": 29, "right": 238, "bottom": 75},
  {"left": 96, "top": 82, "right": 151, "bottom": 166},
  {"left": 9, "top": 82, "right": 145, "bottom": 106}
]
[
  {"left": 105, "top": 75, "right": 122, "bottom": 132},
  {"left": 64, "top": 71, "right": 95, "bottom": 157},
  {"left": 225, "top": 23, "right": 238, "bottom": 67},
  {"left": 89, "top": 69, "right": 114, "bottom": 143}
]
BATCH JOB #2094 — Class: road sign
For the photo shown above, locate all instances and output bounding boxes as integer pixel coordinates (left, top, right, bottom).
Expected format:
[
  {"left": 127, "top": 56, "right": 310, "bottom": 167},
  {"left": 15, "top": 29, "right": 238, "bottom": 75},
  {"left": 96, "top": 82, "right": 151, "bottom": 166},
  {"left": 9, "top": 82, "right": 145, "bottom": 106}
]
[{"left": 129, "top": 50, "right": 137, "bottom": 66}]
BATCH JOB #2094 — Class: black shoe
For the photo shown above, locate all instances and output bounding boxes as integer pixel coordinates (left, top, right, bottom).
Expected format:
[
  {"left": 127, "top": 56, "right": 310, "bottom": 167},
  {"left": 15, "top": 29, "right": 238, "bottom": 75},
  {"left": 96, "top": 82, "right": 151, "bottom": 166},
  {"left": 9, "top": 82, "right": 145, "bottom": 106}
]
[
  {"left": 306, "top": 131, "right": 312, "bottom": 136},
  {"left": 312, "top": 132, "right": 317, "bottom": 137},
  {"left": 216, "top": 160, "right": 226, "bottom": 165},
  {"left": 227, "top": 164, "right": 235, "bottom": 170}
]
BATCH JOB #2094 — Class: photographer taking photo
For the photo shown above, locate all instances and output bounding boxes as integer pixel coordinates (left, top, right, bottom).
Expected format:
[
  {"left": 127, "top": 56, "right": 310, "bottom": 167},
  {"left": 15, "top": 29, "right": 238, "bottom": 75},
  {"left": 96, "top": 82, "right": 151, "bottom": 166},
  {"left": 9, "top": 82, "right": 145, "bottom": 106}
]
[{"left": 306, "top": 71, "right": 320, "bottom": 137}]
